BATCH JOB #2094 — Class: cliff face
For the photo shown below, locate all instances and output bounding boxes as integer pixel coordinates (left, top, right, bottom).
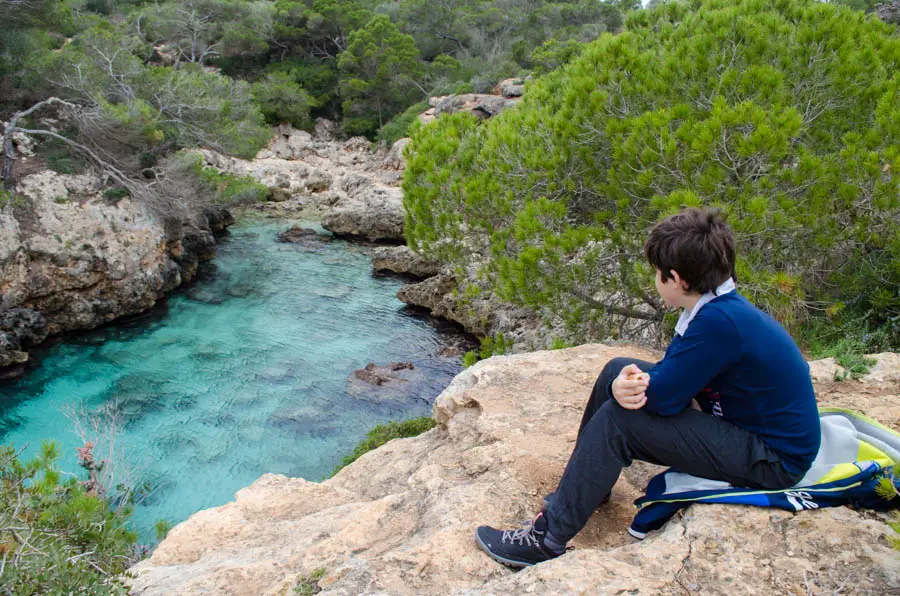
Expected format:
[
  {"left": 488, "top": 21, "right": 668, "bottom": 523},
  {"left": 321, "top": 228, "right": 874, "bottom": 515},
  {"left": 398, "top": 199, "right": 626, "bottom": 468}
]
[
  {"left": 0, "top": 170, "right": 231, "bottom": 375},
  {"left": 128, "top": 345, "right": 900, "bottom": 595}
]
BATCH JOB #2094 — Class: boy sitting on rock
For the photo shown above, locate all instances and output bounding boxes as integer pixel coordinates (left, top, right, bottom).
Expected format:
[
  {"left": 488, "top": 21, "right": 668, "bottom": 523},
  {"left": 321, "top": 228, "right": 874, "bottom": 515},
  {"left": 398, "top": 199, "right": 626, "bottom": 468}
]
[{"left": 475, "top": 207, "right": 821, "bottom": 568}]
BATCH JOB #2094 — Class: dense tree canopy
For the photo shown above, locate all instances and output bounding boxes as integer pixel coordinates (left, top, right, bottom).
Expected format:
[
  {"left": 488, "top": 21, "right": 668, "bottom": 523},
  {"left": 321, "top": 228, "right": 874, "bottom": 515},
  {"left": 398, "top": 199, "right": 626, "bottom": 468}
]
[{"left": 403, "top": 0, "right": 900, "bottom": 351}]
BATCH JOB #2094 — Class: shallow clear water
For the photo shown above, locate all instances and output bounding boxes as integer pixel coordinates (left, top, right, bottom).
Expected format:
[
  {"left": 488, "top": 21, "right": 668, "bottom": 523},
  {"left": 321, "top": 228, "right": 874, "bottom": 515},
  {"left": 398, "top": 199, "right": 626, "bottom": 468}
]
[{"left": 0, "top": 218, "right": 464, "bottom": 542}]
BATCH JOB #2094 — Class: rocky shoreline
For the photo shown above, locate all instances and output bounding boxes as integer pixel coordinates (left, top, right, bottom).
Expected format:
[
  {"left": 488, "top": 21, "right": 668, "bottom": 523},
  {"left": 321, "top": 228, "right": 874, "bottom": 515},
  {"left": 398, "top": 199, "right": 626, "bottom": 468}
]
[{"left": 0, "top": 170, "right": 233, "bottom": 378}]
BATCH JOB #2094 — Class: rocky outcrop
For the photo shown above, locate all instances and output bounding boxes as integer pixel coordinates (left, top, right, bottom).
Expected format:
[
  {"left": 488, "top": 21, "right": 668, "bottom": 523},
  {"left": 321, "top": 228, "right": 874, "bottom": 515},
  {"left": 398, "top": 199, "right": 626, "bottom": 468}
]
[
  {"left": 492, "top": 77, "right": 526, "bottom": 98},
  {"left": 371, "top": 245, "right": 440, "bottom": 278},
  {"left": 127, "top": 345, "right": 900, "bottom": 595},
  {"left": 195, "top": 124, "right": 406, "bottom": 242},
  {"left": 0, "top": 307, "right": 47, "bottom": 375},
  {"left": 397, "top": 272, "right": 544, "bottom": 348},
  {"left": 877, "top": 1, "right": 900, "bottom": 25},
  {"left": 419, "top": 93, "right": 522, "bottom": 125},
  {"left": 0, "top": 170, "right": 231, "bottom": 374}
]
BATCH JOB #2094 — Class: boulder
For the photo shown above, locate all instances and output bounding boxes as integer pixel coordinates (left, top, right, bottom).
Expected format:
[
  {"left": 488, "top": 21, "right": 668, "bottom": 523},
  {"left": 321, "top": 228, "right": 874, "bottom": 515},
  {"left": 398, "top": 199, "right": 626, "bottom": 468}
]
[
  {"left": 127, "top": 346, "right": 900, "bottom": 595},
  {"left": 269, "top": 125, "right": 314, "bottom": 160},
  {"left": 321, "top": 183, "right": 405, "bottom": 242},
  {"left": 493, "top": 78, "right": 526, "bottom": 98},
  {"left": 383, "top": 138, "right": 410, "bottom": 171},
  {"left": 371, "top": 245, "right": 440, "bottom": 278}
]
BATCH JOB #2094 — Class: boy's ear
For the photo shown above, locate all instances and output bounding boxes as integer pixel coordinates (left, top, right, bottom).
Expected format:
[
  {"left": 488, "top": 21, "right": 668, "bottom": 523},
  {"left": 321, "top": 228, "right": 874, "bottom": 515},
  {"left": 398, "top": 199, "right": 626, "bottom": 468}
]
[{"left": 670, "top": 270, "right": 689, "bottom": 291}]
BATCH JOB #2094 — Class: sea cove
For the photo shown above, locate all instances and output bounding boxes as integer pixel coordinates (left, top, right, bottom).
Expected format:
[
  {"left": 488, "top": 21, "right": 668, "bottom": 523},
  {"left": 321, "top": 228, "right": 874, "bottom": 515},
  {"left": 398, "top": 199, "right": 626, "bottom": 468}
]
[{"left": 0, "top": 218, "right": 464, "bottom": 541}]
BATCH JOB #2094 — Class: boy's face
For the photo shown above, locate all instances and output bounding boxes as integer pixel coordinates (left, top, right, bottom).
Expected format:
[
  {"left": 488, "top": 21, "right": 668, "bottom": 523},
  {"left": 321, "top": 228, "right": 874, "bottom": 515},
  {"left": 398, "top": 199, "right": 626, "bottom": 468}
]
[{"left": 655, "top": 268, "right": 689, "bottom": 308}]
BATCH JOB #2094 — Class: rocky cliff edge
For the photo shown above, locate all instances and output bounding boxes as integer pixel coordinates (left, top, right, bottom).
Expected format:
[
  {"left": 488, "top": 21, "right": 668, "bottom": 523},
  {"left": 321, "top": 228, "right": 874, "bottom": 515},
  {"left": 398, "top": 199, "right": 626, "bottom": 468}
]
[{"left": 128, "top": 345, "right": 900, "bottom": 595}]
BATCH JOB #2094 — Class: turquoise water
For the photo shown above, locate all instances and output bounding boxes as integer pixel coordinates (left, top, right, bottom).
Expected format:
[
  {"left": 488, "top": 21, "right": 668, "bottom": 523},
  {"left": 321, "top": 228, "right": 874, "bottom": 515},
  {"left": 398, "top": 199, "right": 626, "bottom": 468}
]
[{"left": 0, "top": 218, "right": 465, "bottom": 542}]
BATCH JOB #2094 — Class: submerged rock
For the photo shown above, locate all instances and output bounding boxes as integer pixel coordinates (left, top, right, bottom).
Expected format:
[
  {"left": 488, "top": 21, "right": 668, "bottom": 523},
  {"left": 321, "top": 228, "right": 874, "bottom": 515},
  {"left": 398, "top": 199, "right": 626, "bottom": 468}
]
[
  {"left": 277, "top": 226, "right": 333, "bottom": 246},
  {"left": 127, "top": 346, "right": 900, "bottom": 594},
  {"left": 352, "top": 361, "right": 415, "bottom": 386}
]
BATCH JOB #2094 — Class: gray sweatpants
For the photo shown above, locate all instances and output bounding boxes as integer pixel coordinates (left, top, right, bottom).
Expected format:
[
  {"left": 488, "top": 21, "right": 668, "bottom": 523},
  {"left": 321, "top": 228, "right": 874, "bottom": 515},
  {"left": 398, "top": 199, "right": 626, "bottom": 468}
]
[{"left": 544, "top": 357, "right": 803, "bottom": 542}]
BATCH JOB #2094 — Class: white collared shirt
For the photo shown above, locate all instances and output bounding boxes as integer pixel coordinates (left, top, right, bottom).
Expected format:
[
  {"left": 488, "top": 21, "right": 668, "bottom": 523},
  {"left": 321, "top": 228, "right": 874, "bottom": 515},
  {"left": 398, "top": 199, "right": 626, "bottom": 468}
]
[{"left": 674, "top": 278, "right": 736, "bottom": 336}]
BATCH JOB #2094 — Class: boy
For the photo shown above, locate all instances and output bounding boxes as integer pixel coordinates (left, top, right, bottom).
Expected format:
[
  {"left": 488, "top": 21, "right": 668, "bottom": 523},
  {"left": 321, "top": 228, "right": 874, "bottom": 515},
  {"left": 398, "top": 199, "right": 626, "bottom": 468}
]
[{"left": 475, "top": 207, "right": 821, "bottom": 568}]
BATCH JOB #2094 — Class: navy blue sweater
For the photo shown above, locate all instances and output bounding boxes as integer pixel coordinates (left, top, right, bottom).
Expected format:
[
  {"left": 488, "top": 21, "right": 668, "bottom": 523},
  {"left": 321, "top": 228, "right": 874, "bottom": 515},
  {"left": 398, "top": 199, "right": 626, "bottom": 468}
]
[{"left": 642, "top": 292, "right": 821, "bottom": 475}]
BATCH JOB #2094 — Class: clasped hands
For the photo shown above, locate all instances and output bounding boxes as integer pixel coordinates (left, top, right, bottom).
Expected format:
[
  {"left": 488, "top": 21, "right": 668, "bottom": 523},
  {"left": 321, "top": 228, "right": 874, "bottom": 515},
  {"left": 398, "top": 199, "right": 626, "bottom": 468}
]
[
  {"left": 611, "top": 364, "right": 650, "bottom": 410},
  {"left": 611, "top": 364, "right": 702, "bottom": 412}
]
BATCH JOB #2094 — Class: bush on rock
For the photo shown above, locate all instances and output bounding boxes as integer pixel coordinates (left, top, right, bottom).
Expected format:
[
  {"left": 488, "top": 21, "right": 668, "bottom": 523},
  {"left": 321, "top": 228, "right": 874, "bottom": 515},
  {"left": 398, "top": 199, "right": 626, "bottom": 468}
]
[{"left": 403, "top": 0, "right": 900, "bottom": 350}]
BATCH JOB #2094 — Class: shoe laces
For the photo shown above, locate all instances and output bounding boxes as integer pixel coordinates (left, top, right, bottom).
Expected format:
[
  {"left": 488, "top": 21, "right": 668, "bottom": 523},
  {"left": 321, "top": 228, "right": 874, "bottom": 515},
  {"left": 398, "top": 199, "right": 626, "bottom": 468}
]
[{"left": 501, "top": 519, "right": 541, "bottom": 547}]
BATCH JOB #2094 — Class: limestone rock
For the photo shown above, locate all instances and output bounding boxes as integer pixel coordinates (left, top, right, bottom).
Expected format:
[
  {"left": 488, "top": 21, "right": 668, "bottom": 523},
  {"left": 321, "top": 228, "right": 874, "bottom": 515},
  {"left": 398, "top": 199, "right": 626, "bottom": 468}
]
[
  {"left": 429, "top": 94, "right": 521, "bottom": 120},
  {"left": 397, "top": 272, "right": 542, "bottom": 347},
  {"left": 268, "top": 125, "right": 314, "bottom": 160},
  {"left": 0, "top": 121, "right": 36, "bottom": 157},
  {"left": 371, "top": 245, "right": 440, "bottom": 278},
  {"left": 127, "top": 345, "right": 900, "bottom": 595},
  {"left": 321, "top": 184, "right": 404, "bottom": 242},
  {"left": 195, "top": 124, "right": 405, "bottom": 241},
  {"left": 0, "top": 170, "right": 231, "bottom": 375},
  {"left": 877, "top": 1, "right": 900, "bottom": 25},
  {"left": 383, "top": 138, "right": 410, "bottom": 171},
  {"left": 277, "top": 226, "right": 333, "bottom": 246},
  {"left": 493, "top": 78, "right": 525, "bottom": 98}
]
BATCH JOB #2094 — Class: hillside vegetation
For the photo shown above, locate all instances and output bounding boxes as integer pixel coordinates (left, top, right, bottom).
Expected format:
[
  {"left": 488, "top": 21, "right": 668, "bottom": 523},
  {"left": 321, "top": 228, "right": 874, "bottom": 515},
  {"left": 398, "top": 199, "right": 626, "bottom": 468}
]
[{"left": 403, "top": 0, "right": 900, "bottom": 355}]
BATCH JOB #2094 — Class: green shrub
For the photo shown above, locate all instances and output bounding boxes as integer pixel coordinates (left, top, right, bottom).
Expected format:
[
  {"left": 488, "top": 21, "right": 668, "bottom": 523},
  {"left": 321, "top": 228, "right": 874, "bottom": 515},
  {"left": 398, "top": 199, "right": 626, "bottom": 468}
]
[
  {"left": 331, "top": 417, "right": 436, "bottom": 476},
  {"left": 461, "top": 332, "right": 512, "bottom": 367},
  {"left": 251, "top": 71, "right": 317, "bottom": 129},
  {"left": 403, "top": 0, "right": 900, "bottom": 349},
  {"left": 0, "top": 442, "right": 139, "bottom": 595},
  {"left": 0, "top": 189, "right": 27, "bottom": 210},
  {"left": 184, "top": 154, "right": 268, "bottom": 205},
  {"left": 103, "top": 186, "right": 130, "bottom": 202},
  {"left": 294, "top": 567, "right": 326, "bottom": 595},
  {"left": 377, "top": 101, "right": 429, "bottom": 145}
]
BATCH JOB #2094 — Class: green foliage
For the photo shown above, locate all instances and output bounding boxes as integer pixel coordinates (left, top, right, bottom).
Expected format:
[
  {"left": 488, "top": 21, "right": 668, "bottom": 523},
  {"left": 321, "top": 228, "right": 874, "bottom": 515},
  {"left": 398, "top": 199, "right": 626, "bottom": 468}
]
[
  {"left": 377, "top": 100, "right": 428, "bottom": 145},
  {"left": 0, "top": 189, "right": 27, "bottom": 210},
  {"left": 330, "top": 417, "right": 436, "bottom": 476},
  {"left": 462, "top": 350, "right": 479, "bottom": 368},
  {"left": 184, "top": 154, "right": 268, "bottom": 205},
  {"left": 461, "top": 332, "right": 512, "bottom": 367},
  {"left": 154, "top": 519, "right": 173, "bottom": 542},
  {"left": 338, "top": 14, "right": 424, "bottom": 136},
  {"left": 0, "top": 442, "right": 139, "bottom": 594},
  {"left": 294, "top": 567, "right": 326, "bottom": 595},
  {"left": 103, "top": 186, "right": 131, "bottom": 202},
  {"left": 550, "top": 337, "right": 574, "bottom": 350},
  {"left": 403, "top": 0, "right": 900, "bottom": 348},
  {"left": 875, "top": 461, "right": 900, "bottom": 550},
  {"left": 40, "top": 139, "right": 88, "bottom": 175},
  {"left": 251, "top": 71, "right": 317, "bottom": 129},
  {"left": 135, "top": 0, "right": 273, "bottom": 67},
  {"left": 808, "top": 327, "right": 879, "bottom": 381}
]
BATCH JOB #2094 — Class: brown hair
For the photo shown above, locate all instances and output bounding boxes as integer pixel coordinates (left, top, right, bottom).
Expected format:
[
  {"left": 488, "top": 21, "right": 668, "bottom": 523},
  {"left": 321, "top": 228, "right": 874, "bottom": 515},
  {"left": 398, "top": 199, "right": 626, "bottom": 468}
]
[{"left": 643, "top": 207, "right": 736, "bottom": 294}]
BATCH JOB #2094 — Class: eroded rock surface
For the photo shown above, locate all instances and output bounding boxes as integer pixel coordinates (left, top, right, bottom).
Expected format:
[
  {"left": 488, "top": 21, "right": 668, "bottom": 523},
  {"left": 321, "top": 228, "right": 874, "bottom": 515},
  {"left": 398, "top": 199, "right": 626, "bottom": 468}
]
[
  {"left": 127, "top": 345, "right": 900, "bottom": 595},
  {"left": 196, "top": 123, "right": 406, "bottom": 242},
  {"left": 397, "top": 272, "right": 544, "bottom": 348},
  {"left": 0, "top": 170, "right": 231, "bottom": 372},
  {"left": 371, "top": 245, "right": 440, "bottom": 278}
]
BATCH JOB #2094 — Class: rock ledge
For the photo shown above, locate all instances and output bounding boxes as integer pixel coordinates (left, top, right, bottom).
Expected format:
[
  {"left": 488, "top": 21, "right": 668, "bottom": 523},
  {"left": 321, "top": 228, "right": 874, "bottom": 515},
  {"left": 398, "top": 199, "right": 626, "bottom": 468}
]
[{"left": 128, "top": 345, "right": 900, "bottom": 595}]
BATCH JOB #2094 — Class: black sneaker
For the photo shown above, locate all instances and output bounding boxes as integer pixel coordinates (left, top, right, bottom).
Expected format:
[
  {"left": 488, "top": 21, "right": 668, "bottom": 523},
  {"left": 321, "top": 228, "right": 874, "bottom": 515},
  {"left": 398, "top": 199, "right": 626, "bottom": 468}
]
[{"left": 475, "top": 512, "right": 565, "bottom": 568}]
